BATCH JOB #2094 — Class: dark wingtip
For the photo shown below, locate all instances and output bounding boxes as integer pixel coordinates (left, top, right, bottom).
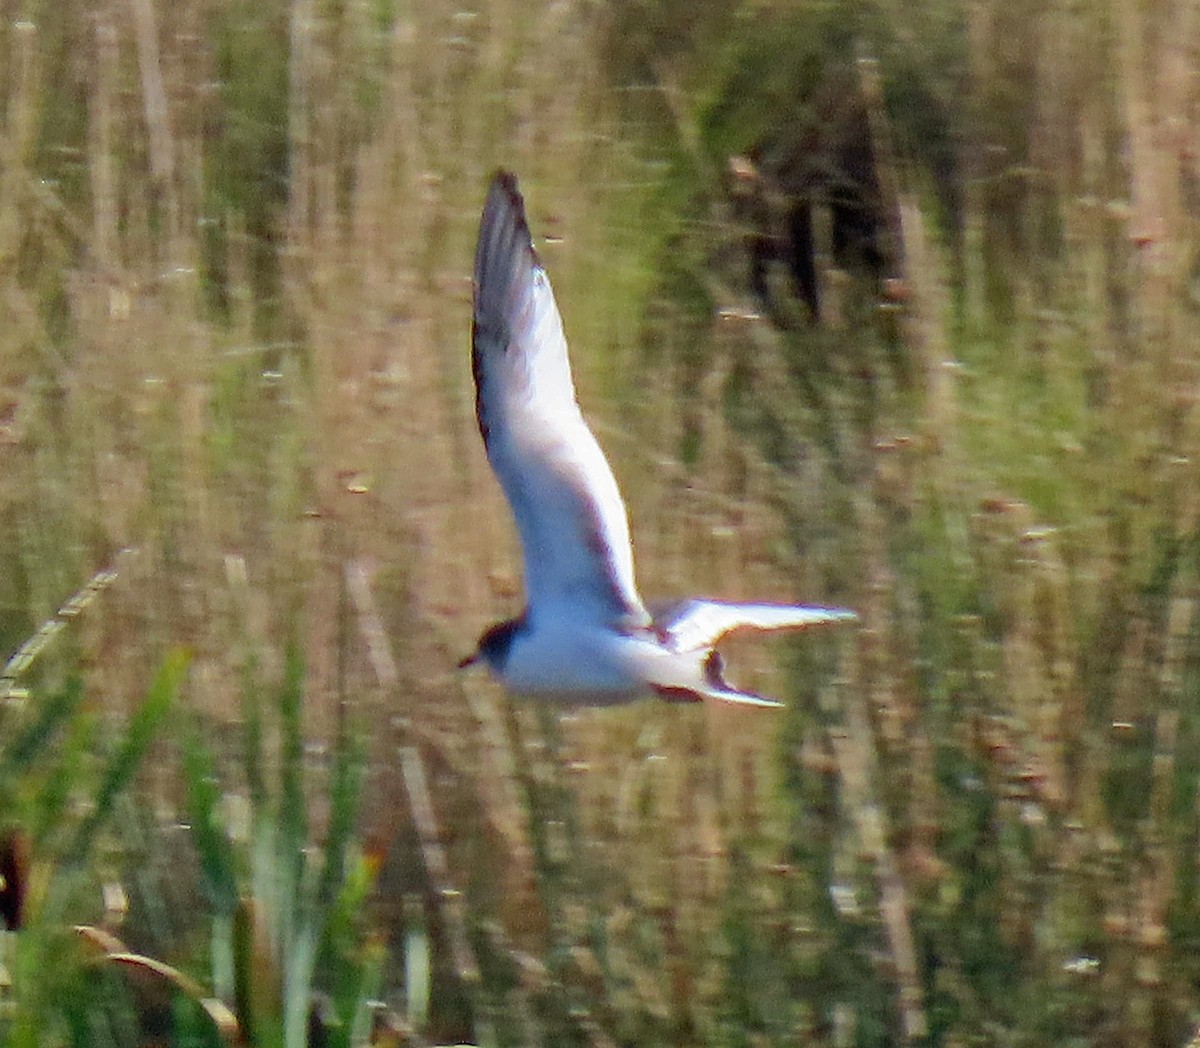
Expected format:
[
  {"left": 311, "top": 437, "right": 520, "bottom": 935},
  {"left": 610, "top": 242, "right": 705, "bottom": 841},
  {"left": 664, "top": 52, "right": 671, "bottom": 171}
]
[
  {"left": 473, "top": 171, "right": 542, "bottom": 447},
  {"left": 483, "top": 170, "right": 524, "bottom": 223},
  {"left": 479, "top": 169, "right": 536, "bottom": 265},
  {"left": 490, "top": 168, "right": 520, "bottom": 196}
]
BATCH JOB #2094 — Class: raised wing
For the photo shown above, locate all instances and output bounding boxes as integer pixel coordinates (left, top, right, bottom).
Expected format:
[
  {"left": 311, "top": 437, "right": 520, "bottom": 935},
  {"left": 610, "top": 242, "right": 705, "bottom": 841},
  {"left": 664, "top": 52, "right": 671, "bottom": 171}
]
[
  {"left": 655, "top": 599, "right": 856, "bottom": 653},
  {"left": 472, "top": 172, "right": 648, "bottom": 627}
]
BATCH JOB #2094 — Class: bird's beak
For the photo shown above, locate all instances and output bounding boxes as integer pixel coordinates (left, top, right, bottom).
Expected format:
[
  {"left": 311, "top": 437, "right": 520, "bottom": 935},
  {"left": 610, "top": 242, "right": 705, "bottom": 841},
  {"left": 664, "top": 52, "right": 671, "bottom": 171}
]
[{"left": 457, "top": 651, "right": 479, "bottom": 669}]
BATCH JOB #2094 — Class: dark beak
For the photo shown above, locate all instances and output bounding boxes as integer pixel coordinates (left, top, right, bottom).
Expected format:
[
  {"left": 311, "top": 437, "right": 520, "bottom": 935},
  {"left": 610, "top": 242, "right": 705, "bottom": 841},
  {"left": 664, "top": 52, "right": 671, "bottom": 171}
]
[{"left": 457, "top": 651, "right": 479, "bottom": 669}]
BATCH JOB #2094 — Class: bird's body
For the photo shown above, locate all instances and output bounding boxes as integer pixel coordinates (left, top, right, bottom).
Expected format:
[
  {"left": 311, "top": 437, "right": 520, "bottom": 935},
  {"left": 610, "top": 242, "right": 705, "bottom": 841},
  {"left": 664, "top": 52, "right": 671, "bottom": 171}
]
[
  {"left": 490, "top": 616, "right": 681, "bottom": 706},
  {"left": 474, "top": 600, "right": 857, "bottom": 707},
  {"left": 461, "top": 171, "right": 855, "bottom": 707}
]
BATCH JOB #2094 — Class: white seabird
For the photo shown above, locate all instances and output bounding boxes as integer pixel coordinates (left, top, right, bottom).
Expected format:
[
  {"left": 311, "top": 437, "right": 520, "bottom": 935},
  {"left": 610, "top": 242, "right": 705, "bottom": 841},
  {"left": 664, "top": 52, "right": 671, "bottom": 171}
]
[{"left": 459, "top": 171, "right": 855, "bottom": 707}]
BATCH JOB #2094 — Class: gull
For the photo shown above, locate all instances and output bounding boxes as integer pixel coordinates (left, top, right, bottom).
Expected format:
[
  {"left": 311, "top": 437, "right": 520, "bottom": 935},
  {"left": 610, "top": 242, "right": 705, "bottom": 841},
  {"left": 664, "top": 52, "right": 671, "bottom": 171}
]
[{"left": 458, "top": 171, "right": 855, "bottom": 707}]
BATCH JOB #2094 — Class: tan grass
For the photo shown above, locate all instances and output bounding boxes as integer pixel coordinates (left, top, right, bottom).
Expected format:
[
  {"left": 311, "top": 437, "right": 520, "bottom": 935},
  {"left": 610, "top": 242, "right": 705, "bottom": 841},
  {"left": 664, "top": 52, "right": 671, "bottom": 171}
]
[{"left": 8, "top": 0, "right": 1200, "bottom": 1043}]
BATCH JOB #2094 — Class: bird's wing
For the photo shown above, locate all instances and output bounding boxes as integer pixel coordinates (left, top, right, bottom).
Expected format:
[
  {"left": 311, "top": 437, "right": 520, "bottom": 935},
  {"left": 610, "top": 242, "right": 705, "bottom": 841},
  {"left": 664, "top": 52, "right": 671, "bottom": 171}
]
[
  {"left": 655, "top": 599, "right": 856, "bottom": 653},
  {"left": 472, "top": 171, "right": 648, "bottom": 627}
]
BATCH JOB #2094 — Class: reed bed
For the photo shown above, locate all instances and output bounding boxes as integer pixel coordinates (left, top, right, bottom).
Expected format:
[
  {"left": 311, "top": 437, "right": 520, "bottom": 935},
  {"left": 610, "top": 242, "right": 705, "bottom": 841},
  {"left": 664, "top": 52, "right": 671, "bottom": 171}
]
[{"left": 2, "top": 0, "right": 1200, "bottom": 1046}]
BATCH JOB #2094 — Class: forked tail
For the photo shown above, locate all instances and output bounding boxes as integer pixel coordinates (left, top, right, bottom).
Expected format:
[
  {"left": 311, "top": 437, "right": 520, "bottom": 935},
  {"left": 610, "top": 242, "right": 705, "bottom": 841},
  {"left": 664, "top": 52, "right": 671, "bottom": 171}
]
[{"left": 650, "top": 649, "right": 786, "bottom": 708}]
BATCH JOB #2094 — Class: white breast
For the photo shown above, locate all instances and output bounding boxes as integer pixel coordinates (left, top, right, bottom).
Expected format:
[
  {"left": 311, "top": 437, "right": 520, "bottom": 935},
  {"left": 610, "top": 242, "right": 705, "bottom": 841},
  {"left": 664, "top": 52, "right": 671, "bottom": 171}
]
[{"left": 501, "top": 623, "right": 689, "bottom": 706}]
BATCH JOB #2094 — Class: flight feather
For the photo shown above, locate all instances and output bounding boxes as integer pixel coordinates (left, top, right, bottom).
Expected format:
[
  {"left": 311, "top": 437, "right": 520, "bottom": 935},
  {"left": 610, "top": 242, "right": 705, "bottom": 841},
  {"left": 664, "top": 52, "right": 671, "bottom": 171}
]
[{"left": 472, "top": 172, "right": 648, "bottom": 627}]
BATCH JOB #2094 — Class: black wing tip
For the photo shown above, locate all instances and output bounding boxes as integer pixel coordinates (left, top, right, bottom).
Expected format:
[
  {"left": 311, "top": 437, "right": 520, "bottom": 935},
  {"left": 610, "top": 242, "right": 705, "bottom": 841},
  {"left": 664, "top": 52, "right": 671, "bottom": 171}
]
[
  {"left": 479, "top": 170, "right": 539, "bottom": 264},
  {"left": 489, "top": 168, "right": 521, "bottom": 199},
  {"left": 483, "top": 169, "right": 526, "bottom": 227},
  {"left": 473, "top": 170, "right": 537, "bottom": 450}
]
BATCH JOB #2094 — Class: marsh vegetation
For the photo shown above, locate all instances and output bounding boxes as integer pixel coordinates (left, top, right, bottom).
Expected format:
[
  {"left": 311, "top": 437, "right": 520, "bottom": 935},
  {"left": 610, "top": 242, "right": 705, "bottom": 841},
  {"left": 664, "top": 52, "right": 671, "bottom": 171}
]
[{"left": 2, "top": 0, "right": 1199, "bottom": 1045}]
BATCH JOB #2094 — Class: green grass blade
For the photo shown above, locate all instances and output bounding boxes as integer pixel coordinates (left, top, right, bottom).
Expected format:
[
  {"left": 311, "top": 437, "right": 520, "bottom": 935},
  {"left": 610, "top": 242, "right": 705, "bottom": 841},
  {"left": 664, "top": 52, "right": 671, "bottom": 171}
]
[
  {"left": 181, "top": 718, "right": 240, "bottom": 918},
  {"left": 314, "top": 723, "right": 364, "bottom": 915},
  {"left": 234, "top": 895, "right": 284, "bottom": 1048},
  {"left": 239, "top": 649, "right": 267, "bottom": 812},
  {"left": 0, "top": 676, "right": 86, "bottom": 793},
  {"left": 404, "top": 897, "right": 431, "bottom": 1030},
  {"left": 347, "top": 936, "right": 386, "bottom": 1048},
  {"left": 274, "top": 636, "right": 308, "bottom": 974},
  {"left": 283, "top": 919, "right": 320, "bottom": 1048},
  {"left": 278, "top": 638, "right": 307, "bottom": 878},
  {"left": 32, "top": 709, "right": 94, "bottom": 846},
  {"left": 321, "top": 855, "right": 383, "bottom": 1048},
  {"left": 69, "top": 648, "right": 191, "bottom": 861}
]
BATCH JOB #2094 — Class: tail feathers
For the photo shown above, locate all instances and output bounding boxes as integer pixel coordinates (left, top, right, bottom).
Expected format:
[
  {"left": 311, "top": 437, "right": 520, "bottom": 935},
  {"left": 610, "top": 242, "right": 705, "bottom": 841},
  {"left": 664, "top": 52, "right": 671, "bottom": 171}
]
[
  {"left": 700, "top": 686, "right": 784, "bottom": 708},
  {"left": 700, "top": 649, "right": 782, "bottom": 707},
  {"left": 650, "top": 682, "right": 783, "bottom": 707}
]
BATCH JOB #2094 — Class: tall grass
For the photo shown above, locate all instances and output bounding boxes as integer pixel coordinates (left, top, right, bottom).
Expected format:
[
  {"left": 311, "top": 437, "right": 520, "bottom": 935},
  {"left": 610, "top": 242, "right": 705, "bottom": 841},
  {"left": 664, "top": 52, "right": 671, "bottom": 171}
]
[
  {"left": 606, "top": 1, "right": 1200, "bottom": 1044},
  {"left": 2, "top": 0, "right": 1200, "bottom": 1046}
]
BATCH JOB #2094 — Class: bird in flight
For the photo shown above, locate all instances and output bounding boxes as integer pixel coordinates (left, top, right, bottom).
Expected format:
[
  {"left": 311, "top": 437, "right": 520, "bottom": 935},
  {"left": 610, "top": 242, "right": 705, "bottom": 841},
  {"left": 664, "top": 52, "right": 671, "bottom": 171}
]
[{"left": 459, "top": 171, "right": 855, "bottom": 707}]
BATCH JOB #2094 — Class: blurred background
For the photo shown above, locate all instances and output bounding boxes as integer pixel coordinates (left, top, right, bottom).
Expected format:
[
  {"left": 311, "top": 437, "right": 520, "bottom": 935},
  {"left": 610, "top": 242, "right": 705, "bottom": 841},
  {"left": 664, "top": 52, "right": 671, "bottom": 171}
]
[{"left": 1, "top": 0, "right": 1199, "bottom": 1045}]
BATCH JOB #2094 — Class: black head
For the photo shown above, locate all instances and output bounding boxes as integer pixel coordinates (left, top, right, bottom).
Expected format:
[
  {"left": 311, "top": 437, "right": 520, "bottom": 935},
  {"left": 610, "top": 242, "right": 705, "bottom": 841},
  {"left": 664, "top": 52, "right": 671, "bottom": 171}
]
[{"left": 458, "top": 615, "right": 526, "bottom": 674}]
